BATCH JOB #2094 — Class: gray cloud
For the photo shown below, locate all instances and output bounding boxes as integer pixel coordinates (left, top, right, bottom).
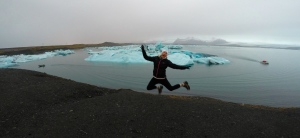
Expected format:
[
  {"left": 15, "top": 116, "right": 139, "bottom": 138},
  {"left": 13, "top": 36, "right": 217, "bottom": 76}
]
[{"left": 1, "top": 0, "right": 300, "bottom": 48}]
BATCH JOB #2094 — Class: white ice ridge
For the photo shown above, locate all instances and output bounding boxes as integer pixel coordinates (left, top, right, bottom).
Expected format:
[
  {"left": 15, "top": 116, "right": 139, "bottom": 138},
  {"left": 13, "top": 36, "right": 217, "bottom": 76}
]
[
  {"left": 84, "top": 43, "right": 230, "bottom": 66},
  {"left": 0, "top": 49, "right": 74, "bottom": 68}
]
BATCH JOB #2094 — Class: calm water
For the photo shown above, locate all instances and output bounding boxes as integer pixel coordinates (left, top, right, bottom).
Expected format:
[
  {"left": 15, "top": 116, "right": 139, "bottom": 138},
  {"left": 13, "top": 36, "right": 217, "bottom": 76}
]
[{"left": 13, "top": 45, "right": 300, "bottom": 107}]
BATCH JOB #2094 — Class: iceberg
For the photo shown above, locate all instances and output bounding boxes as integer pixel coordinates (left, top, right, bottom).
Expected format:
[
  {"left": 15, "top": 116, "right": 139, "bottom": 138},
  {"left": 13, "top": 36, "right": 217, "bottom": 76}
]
[
  {"left": 154, "top": 42, "right": 164, "bottom": 51},
  {"left": 0, "top": 61, "right": 18, "bottom": 68},
  {"left": 167, "top": 45, "right": 183, "bottom": 49},
  {"left": 85, "top": 44, "right": 230, "bottom": 66},
  {"left": 52, "top": 49, "right": 75, "bottom": 56},
  {"left": 168, "top": 53, "right": 194, "bottom": 65},
  {"left": 193, "top": 57, "right": 230, "bottom": 64},
  {"left": 0, "top": 49, "right": 74, "bottom": 68},
  {"left": 85, "top": 45, "right": 144, "bottom": 63}
]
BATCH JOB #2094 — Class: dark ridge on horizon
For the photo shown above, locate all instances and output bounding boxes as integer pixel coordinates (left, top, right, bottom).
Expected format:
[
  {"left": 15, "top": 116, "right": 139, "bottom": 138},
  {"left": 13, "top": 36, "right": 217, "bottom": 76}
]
[
  {"left": 173, "top": 38, "right": 228, "bottom": 45},
  {"left": 1, "top": 39, "right": 299, "bottom": 56},
  {"left": 0, "top": 42, "right": 137, "bottom": 56}
]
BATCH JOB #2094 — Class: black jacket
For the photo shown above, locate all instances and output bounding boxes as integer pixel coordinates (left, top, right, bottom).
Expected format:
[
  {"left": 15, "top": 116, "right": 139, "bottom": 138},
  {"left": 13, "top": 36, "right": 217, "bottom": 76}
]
[{"left": 141, "top": 46, "right": 188, "bottom": 78}]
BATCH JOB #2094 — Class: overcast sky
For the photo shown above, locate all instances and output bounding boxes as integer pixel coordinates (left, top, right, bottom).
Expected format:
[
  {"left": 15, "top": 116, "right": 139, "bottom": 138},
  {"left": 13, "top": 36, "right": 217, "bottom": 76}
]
[{"left": 1, "top": 0, "right": 300, "bottom": 48}]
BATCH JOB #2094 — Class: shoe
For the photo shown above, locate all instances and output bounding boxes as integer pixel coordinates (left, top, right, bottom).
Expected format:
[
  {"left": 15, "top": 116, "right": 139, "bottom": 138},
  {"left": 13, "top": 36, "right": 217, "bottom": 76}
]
[
  {"left": 183, "top": 81, "right": 190, "bottom": 90},
  {"left": 158, "top": 85, "right": 163, "bottom": 94}
]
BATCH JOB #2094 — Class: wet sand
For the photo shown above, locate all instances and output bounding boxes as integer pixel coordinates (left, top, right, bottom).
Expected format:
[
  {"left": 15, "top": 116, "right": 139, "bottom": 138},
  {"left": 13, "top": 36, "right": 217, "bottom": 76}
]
[{"left": 1, "top": 68, "right": 300, "bottom": 137}]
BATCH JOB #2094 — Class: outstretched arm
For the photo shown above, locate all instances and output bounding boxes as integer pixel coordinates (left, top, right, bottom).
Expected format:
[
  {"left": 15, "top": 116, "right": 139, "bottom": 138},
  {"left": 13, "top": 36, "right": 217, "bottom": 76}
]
[
  {"left": 141, "top": 45, "right": 155, "bottom": 62},
  {"left": 168, "top": 60, "right": 191, "bottom": 70}
]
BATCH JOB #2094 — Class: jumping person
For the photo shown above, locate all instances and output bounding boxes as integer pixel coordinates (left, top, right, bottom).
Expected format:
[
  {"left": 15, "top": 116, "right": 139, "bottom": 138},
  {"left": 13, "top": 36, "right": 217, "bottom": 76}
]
[{"left": 141, "top": 45, "right": 191, "bottom": 94}]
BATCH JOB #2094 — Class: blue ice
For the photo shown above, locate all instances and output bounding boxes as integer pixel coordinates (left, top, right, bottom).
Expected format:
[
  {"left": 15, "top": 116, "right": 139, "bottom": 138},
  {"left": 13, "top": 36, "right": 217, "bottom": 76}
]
[
  {"left": 0, "top": 49, "right": 74, "bottom": 68},
  {"left": 0, "top": 44, "right": 230, "bottom": 68},
  {"left": 85, "top": 44, "right": 230, "bottom": 66}
]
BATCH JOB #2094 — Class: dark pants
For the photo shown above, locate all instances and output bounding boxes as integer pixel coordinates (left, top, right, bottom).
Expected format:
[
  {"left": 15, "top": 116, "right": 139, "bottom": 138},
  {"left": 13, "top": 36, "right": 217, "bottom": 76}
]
[{"left": 147, "top": 77, "right": 180, "bottom": 91}]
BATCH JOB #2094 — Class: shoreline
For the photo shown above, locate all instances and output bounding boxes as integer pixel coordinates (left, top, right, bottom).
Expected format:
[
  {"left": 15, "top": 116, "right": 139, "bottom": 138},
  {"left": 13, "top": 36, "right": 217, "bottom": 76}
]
[{"left": 1, "top": 68, "right": 300, "bottom": 137}]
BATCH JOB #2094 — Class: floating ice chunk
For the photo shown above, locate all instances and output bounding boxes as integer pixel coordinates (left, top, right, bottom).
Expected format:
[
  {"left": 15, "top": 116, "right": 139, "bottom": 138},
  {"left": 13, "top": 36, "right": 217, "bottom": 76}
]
[
  {"left": 192, "top": 53, "right": 203, "bottom": 58},
  {"left": 168, "top": 45, "right": 183, "bottom": 49},
  {"left": 0, "top": 62, "right": 18, "bottom": 68},
  {"left": 84, "top": 44, "right": 230, "bottom": 66},
  {"left": 168, "top": 53, "right": 194, "bottom": 65},
  {"left": 85, "top": 49, "right": 150, "bottom": 63},
  {"left": 54, "top": 49, "right": 75, "bottom": 56},
  {"left": 209, "top": 57, "right": 230, "bottom": 64},
  {"left": 0, "top": 56, "right": 13, "bottom": 63},
  {"left": 12, "top": 54, "right": 48, "bottom": 63},
  {"left": 0, "top": 56, "right": 18, "bottom": 68},
  {"left": 85, "top": 47, "right": 193, "bottom": 66},
  {"left": 193, "top": 57, "right": 230, "bottom": 64},
  {"left": 0, "top": 49, "right": 74, "bottom": 68},
  {"left": 155, "top": 42, "right": 164, "bottom": 51}
]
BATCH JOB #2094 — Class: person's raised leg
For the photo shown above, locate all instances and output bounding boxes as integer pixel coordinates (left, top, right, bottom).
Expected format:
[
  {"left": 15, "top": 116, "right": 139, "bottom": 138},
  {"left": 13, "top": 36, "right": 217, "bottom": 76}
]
[
  {"left": 147, "top": 78, "right": 157, "bottom": 90},
  {"left": 180, "top": 81, "right": 190, "bottom": 90},
  {"left": 147, "top": 77, "right": 163, "bottom": 94},
  {"left": 160, "top": 79, "right": 180, "bottom": 91}
]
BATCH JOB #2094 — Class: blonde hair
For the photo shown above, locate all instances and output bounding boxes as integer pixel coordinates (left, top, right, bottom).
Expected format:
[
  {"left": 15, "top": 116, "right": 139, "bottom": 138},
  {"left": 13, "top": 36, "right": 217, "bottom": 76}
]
[{"left": 160, "top": 50, "right": 168, "bottom": 59}]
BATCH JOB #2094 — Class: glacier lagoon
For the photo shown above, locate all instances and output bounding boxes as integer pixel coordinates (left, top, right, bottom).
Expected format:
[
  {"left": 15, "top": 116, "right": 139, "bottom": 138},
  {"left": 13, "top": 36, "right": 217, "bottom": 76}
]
[{"left": 6, "top": 45, "right": 300, "bottom": 107}]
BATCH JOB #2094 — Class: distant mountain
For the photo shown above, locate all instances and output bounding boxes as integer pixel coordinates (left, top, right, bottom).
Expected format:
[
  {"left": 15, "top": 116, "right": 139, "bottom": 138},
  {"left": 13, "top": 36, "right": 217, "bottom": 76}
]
[
  {"left": 173, "top": 38, "right": 228, "bottom": 45},
  {"left": 210, "top": 39, "right": 228, "bottom": 45}
]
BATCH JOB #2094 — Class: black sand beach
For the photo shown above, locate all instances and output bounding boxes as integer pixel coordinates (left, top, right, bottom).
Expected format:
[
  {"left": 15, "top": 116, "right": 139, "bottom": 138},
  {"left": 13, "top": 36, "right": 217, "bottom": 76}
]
[{"left": 1, "top": 68, "right": 300, "bottom": 137}]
